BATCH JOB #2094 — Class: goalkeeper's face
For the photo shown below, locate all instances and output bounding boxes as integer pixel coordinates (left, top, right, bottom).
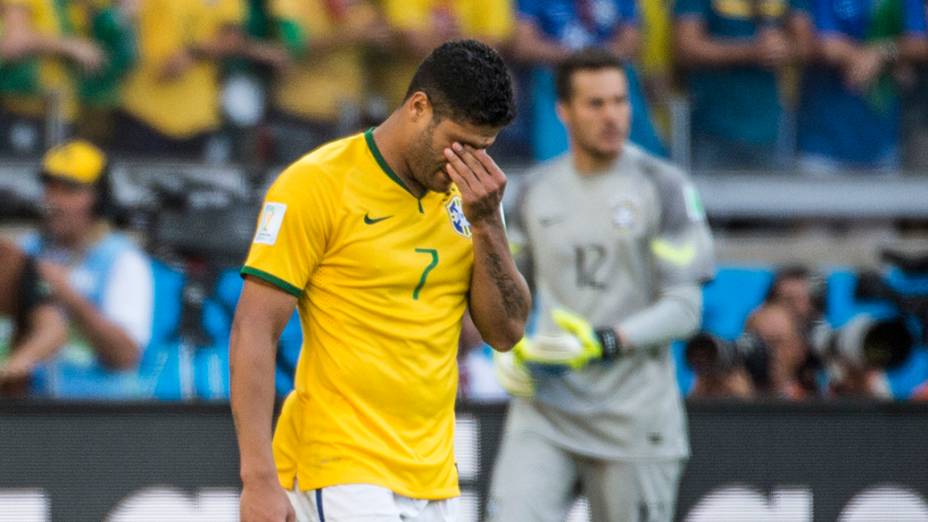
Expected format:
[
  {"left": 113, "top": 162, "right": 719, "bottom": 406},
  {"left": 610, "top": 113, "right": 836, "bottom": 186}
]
[{"left": 557, "top": 68, "right": 630, "bottom": 161}]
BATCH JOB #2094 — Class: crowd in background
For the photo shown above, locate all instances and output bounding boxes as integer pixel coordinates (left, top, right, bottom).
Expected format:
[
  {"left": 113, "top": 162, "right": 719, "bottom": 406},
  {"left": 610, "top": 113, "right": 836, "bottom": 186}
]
[
  {"left": 1, "top": 0, "right": 928, "bottom": 171},
  {"left": 3, "top": 0, "right": 928, "bottom": 403}
]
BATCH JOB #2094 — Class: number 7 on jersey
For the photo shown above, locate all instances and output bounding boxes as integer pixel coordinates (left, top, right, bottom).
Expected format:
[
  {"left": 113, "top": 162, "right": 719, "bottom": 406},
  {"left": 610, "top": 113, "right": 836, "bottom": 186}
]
[{"left": 413, "top": 248, "right": 439, "bottom": 300}]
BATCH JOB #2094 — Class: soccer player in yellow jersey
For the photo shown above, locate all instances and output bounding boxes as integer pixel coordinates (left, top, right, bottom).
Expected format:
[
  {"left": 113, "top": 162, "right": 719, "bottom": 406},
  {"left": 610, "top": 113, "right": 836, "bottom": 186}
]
[{"left": 231, "top": 40, "right": 530, "bottom": 522}]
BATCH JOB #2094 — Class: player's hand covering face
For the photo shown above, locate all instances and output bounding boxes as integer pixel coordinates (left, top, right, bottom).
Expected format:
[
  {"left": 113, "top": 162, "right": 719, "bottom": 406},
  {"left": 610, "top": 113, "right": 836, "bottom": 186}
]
[{"left": 443, "top": 143, "right": 507, "bottom": 225}]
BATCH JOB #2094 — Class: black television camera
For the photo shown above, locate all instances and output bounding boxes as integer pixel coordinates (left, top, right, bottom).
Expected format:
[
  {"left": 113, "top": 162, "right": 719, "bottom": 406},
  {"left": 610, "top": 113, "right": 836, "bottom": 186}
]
[{"left": 139, "top": 171, "right": 262, "bottom": 347}]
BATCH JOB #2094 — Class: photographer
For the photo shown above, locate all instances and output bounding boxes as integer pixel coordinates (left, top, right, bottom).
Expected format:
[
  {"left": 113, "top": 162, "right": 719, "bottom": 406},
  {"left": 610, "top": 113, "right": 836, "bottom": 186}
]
[
  {"left": 688, "top": 265, "right": 824, "bottom": 400},
  {"left": 687, "top": 341, "right": 756, "bottom": 399},
  {"left": 687, "top": 302, "right": 814, "bottom": 400},
  {"left": 747, "top": 302, "right": 818, "bottom": 399}
]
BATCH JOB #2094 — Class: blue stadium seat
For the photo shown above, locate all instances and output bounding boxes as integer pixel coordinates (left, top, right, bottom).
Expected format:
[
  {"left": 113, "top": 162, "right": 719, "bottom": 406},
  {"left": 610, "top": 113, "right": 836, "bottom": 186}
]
[
  {"left": 193, "top": 267, "right": 303, "bottom": 400},
  {"left": 824, "top": 268, "right": 897, "bottom": 327},
  {"left": 148, "top": 259, "right": 184, "bottom": 346},
  {"left": 193, "top": 268, "right": 241, "bottom": 400},
  {"left": 194, "top": 340, "right": 230, "bottom": 400},
  {"left": 701, "top": 266, "right": 775, "bottom": 339},
  {"left": 139, "top": 260, "right": 186, "bottom": 400}
]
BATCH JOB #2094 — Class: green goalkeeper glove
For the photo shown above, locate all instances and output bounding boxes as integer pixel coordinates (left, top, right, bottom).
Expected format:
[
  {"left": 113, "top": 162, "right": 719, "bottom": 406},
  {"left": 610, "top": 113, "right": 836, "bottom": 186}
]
[
  {"left": 516, "top": 309, "right": 623, "bottom": 371},
  {"left": 493, "top": 340, "right": 534, "bottom": 397}
]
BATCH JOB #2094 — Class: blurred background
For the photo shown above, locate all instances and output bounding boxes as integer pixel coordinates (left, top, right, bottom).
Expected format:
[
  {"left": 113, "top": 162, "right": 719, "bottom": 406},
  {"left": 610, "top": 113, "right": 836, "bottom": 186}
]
[{"left": 1, "top": 0, "right": 928, "bottom": 521}]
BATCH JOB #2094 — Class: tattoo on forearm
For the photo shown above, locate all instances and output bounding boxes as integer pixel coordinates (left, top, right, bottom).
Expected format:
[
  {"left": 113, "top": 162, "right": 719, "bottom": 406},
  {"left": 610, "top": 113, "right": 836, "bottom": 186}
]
[{"left": 486, "top": 253, "right": 529, "bottom": 318}]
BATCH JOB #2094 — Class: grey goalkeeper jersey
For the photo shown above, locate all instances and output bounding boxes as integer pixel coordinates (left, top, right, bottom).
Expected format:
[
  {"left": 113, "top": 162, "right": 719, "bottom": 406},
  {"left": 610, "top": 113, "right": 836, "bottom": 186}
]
[{"left": 510, "top": 144, "right": 715, "bottom": 461}]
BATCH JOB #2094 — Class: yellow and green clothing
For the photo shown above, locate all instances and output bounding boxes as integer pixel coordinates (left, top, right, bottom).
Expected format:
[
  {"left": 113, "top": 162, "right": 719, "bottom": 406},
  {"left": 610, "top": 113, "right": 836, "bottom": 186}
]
[
  {"left": 120, "top": 0, "right": 243, "bottom": 139},
  {"left": 243, "top": 130, "right": 475, "bottom": 499},
  {"left": 269, "top": 0, "right": 376, "bottom": 122},
  {"left": 1, "top": 0, "right": 76, "bottom": 121}
]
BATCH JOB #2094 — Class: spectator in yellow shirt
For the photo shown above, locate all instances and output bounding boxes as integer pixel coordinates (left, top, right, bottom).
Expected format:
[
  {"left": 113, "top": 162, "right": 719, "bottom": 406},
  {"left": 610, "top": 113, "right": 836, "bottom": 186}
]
[
  {"left": 375, "top": 0, "right": 515, "bottom": 111},
  {"left": 115, "top": 0, "right": 248, "bottom": 158},
  {"left": 268, "top": 0, "right": 390, "bottom": 163},
  {"left": 0, "top": 0, "right": 104, "bottom": 154}
]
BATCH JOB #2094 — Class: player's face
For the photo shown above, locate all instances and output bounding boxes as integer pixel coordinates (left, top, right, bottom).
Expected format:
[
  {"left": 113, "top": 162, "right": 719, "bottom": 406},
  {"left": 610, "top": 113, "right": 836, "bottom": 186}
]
[
  {"left": 41, "top": 178, "right": 97, "bottom": 242},
  {"left": 409, "top": 116, "right": 499, "bottom": 193},
  {"left": 558, "top": 68, "right": 630, "bottom": 160}
]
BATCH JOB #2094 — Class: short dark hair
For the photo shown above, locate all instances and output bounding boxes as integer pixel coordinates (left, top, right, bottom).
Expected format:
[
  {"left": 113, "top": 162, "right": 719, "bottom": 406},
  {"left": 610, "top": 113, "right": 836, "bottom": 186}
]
[
  {"left": 766, "top": 264, "right": 811, "bottom": 303},
  {"left": 405, "top": 39, "right": 516, "bottom": 127},
  {"left": 555, "top": 47, "right": 625, "bottom": 102}
]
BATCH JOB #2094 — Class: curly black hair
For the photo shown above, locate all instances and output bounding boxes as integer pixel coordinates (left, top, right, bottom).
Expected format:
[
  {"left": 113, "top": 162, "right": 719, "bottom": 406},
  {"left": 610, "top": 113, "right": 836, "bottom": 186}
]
[
  {"left": 405, "top": 39, "right": 516, "bottom": 128},
  {"left": 555, "top": 47, "right": 625, "bottom": 102}
]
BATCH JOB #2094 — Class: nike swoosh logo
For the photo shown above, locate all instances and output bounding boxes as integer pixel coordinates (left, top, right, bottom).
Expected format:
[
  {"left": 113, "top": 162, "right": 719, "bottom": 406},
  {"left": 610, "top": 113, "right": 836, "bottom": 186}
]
[
  {"left": 364, "top": 213, "right": 393, "bottom": 225},
  {"left": 651, "top": 239, "right": 696, "bottom": 266}
]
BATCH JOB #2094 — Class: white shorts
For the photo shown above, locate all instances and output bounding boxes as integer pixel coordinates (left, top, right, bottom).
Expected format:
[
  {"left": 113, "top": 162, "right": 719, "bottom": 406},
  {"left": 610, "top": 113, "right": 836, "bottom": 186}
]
[{"left": 286, "top": 483, "right": 458, "bottom": 522}]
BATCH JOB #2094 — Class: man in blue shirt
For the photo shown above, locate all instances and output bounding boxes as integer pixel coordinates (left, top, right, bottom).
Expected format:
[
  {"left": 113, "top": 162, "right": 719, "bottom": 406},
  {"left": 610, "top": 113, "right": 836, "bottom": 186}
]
[
  {"left": 23, "top": 140, "right": 154, "bottom": 398},
  {"left": 675, "top": 0, "right": 813, "bottom": 172},
  {"left": 512, "top": 0, "right": 666, "bottom": 161},
  {"left": 798, "top": 0, "right": 927, "bottom": 173}
]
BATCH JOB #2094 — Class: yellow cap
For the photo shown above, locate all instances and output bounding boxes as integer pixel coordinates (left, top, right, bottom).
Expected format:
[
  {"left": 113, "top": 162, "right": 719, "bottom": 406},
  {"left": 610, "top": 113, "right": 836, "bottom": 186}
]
[{"left": 41, "top": 140, "right": 107, "bottom": 185}]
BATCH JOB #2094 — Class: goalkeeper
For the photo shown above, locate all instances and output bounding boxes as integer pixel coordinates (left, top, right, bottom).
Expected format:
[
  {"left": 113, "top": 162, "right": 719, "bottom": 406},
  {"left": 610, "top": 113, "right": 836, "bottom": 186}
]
[{"left": 488, "top": 48, "right": 715, "bottom": 522}]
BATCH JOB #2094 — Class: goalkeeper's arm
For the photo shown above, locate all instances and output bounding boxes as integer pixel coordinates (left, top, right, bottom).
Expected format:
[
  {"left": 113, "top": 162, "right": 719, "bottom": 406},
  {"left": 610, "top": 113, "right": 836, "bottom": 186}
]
[
  {"left": 610, "top": 284, "right": 702, "bottom": 352},
  {"left": 521, "top": 284, "right": 702, "bottom": 370}
]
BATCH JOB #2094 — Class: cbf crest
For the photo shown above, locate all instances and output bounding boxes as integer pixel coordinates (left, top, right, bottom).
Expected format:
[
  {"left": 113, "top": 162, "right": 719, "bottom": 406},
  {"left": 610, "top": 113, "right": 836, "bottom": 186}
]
[
  {"left": 446, "top": 196, "right": 471, "bottom": 238},
  {"left": 610, "top": 197, "right": 644, "bottom": 235}
]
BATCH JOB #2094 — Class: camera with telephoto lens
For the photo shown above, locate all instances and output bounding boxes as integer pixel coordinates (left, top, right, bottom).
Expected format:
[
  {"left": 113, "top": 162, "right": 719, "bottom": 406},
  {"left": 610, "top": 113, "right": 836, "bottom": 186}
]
[
  {"left": 685, "top": 331, "right": 770, "bottom": 381},
  {"left": 810, "top": 316, "right": 914, "bottom": 370}
]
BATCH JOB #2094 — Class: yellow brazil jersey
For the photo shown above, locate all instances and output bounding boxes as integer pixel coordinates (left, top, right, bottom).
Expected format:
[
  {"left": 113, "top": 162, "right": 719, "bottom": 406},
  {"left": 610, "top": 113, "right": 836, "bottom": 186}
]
[
  {"left": 242, "top": 130, "right": 475, "bottom": 499},
  {"left": 270, "top": 0, "right": 376, "bottom": 122},
  {"left": 376, "top": 0, "right": 514, "bottom": 109},
  {"left": 2, "top": 0, "right": 77, "bottom": 121},
  {"left": 120, "top": 0, "right": 243, "bottom": 139}
]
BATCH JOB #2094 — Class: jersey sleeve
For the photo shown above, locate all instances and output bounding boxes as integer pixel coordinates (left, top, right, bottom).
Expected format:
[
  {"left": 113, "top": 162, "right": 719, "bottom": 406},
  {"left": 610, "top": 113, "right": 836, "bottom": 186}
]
[
  {"left": 100, "top": 249, "right": 154, "bottom": 349},
  {"left": 241, "top": 164, "right": 334, "bottom": 297},
  {"left": 506, "top": 179, "right": 535, "bottom": 290},
  {"left": 651, "top": 165, "right": 715, "bottom": 288}
]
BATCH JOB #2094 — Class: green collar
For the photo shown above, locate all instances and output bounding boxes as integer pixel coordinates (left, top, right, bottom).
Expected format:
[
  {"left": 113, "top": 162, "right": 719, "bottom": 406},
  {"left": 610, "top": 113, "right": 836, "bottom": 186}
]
[{"left": 364, "top": 128, "right": 424, "bottom": 213}]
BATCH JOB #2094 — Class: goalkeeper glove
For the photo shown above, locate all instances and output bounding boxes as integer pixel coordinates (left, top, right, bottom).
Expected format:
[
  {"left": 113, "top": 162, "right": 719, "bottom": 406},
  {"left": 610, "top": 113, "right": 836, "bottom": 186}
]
[
  {"left": 516, "top": 309, "right": 623, "bottom": 370},
  {"left": 493, "top": 340, "right": 534, "bottom": 398}
]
